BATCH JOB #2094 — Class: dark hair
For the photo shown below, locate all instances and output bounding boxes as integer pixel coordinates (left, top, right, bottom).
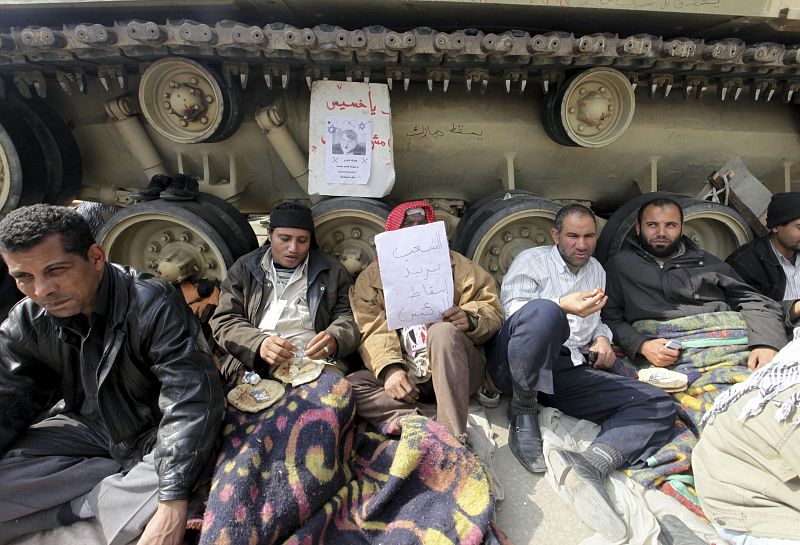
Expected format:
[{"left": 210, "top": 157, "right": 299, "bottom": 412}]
[
  {"left": 636, "top": 197, "right": 684, "bottom": 225},
  {"left": 554, "top": 203, "right": 596, "bottom": 232},
  {"left": 0, "top": 204, "right": 95, "bottom": 258}
]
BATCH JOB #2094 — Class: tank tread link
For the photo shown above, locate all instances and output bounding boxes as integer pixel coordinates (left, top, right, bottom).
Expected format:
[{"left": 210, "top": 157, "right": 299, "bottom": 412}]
[{"left": 1, "top": 20, "right": 799, "bottom": 102}]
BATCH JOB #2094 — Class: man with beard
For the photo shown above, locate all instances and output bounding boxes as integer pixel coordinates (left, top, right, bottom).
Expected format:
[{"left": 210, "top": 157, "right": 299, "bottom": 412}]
[
  {"left": 726, "top": 192, "right": 800, "bottom": 329},
  {"left": 603, "top": 197, "right": 785, "bottom": 371},
  {"left": 489, "top": 204, "right": 676, "bottom": 541}
]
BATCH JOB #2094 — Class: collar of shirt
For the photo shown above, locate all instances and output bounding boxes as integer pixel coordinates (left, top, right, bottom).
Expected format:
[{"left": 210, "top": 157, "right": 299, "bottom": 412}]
[
  {"left": 261, "top": 248, "right": 310, "bottom": 296},
  {"left": 548, "top": 244, "right": 588, "bottom": 279}
]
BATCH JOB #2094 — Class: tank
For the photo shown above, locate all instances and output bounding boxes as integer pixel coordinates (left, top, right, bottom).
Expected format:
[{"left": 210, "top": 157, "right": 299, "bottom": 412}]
[{"left": 1, "top": 0, "right": 799, "bottom": 283}]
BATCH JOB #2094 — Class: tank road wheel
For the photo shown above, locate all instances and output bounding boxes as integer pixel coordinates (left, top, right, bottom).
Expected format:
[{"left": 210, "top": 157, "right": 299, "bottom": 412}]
[
  {"left": 312, "top": 197, "right": 389, "bottom": 277},
  {"left": 192, "top": 193, "right": 258, "bottom": 256},
  {"left": 98, "top": 200, "right": 238, "bottom": 282},
  {"left": 139, "top": 57, "right": 242, "bottom": 144},
  {"left": 0, "top": 101, "right": 51, "bottom": 217},
  {"left": 543, "top": 67, "right": 635, "bottom": 148},
  {"left": 455, "top": 192, "right": 561, "bottom": 285},
  {"left": 595, "top": 193, "right": 752, "bottom": 263},
  {"left": 682, "top": 201, "right": 751, "bottom": 260}
]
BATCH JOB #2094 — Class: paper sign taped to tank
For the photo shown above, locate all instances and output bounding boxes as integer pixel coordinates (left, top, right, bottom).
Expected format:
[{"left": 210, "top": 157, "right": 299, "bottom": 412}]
[
  {"left": 325, "top": 117, "right": 371, "bottom": 185},
  {"left": 309, "top": 81, "right": 395, "bottom": 197}
]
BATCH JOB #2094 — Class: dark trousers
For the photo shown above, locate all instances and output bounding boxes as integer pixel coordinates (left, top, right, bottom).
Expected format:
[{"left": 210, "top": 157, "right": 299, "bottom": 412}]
[{"left": 488, "top": 299, "right": 677, "bottom": 465}]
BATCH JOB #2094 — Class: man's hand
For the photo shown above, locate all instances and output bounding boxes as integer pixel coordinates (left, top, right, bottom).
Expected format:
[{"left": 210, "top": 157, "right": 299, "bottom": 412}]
[
  {"left": 640, "top": 338, "right": 680, "bottom": 367},
  {"left": 305, "top": 331, "right": 337, "bottom": 360},
  {"left": 442, "top": 306, "right": 470, "bottom": 332},
  {"left": 137, "top": 499, "right": 188, "bottom": 545},
  {"left": 790, "top": 299, "right": 800, "bottom": 321},
  {"left": 258, "top": 335, "right": 296, "bottom": 366},
  {"left": 747, "top": 346, "right": 777, "bottom": 371},
  {"left": 384, "top": 366, "right": 419, "bottom": 404},
  {"left": 589, "top": 336, "right": 616, "bottom": 369},
  {"left": 559, "top": 290, "right": 607, "bottom": 318}
]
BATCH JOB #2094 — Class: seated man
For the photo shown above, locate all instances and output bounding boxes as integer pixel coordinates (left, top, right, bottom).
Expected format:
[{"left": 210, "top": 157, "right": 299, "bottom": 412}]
[
  {"left": 0, "top": 204, "right": 224, "bottom": 545},
  {"left": 347, "top": 201, "right": 503, "bottom": 442},
  {"left": 203, "top": 201, "right": 361, "bottom": 544},
  {"left": 694, "top": 326, "right": 800, "bottom": 545},
  {"left": 603, "top": 196, "right": 786, "bottom": 371},
  {"left": 726, "top": 191, "right": 800, "bottom": 329},
  {"left": 210, "top": 201, "right": 359, "bottom": 378},
  {"left": 490, "top": 203, "right": 676, "bottom": 541}
]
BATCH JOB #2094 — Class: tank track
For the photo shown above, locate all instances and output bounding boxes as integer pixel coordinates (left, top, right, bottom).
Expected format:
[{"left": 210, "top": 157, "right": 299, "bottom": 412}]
[{"left": 0, "top": 20, "right": 799, "bottom": 102}]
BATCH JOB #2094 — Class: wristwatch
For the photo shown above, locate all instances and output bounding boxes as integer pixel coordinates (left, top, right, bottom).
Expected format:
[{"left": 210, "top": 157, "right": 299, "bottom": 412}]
[{"left": 466, "top": 312, "right": 478, "bottom": 332}]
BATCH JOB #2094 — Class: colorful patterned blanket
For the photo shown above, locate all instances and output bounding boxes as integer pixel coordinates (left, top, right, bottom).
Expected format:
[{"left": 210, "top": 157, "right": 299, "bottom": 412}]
[
  {"left": 613, "top": 312, "right": 751, "bottom": 517},
  {"left": 196, "top": 371, "right": 505, "bottom": 545}
]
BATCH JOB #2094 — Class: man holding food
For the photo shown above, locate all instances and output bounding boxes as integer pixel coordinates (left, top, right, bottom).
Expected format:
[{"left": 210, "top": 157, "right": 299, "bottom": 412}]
[{"left": 488, "top": 203, "right": 676, "bottom": 541}]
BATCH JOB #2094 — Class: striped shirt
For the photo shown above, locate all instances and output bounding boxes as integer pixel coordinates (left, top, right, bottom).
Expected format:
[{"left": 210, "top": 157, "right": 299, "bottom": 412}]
[
  {"left": 770, "top": 242, "right": 800, "bottom": 301},
  {"left": 501, "top": 245, "right": 613, "bottom": 367}
]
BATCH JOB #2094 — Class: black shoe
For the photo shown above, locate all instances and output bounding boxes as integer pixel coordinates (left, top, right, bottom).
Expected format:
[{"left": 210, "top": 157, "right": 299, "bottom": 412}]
[
  {"left": 507, "top": 411, "right": 546, "bottom": 473},
  {"left": 551, "top": 449, "right": 627, "bottom": 541},
  {"left": 161, "top": 173, "right": 199, "bottom": 201},
  {"left": 131, "top": 174, "right": 171, "bottom": 201}
]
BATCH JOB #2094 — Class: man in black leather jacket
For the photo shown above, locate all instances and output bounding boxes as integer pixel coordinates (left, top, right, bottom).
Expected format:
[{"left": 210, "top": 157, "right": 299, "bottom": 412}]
[{"left": 0, "top": 205, "right": 224, "bottom": 545}]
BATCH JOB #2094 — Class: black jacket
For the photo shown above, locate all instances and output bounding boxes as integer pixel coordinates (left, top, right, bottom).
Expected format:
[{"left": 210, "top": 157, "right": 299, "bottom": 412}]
[
  {"left": 726, "top": 236, "right": 797, "bottom": 327},
  {"left": 210, "top": 245, "right": 359, "bottom": 379},
  {"left": 603, "top": 236, "right": 787, "bottom": 359},
  {"left": 0, "top": 263, "right": 224, "bottom": 501}
]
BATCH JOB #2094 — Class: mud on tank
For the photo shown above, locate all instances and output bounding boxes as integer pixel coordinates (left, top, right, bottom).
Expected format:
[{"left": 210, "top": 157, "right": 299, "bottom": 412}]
[{"left": 0, "top": 0, "right": 798, "bottom": 284}]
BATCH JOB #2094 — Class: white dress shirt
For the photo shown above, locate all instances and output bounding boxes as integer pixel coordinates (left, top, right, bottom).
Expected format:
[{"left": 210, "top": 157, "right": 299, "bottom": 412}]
[
  {"left": 770, "top": 242, "right": 800, "bottom": 301},
  {"left": 501, "top": 245, "right": 613, "bottom": 367}
]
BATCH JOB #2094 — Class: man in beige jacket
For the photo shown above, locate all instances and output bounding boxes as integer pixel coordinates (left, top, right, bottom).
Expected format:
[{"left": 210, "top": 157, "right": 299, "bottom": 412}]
[{"left": 347, "top": 200, "right": 503, "bottom": 442}]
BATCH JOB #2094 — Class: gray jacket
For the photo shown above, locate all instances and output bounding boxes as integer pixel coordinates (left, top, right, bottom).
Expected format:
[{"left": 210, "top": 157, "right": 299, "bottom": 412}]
[
  {"left": 210, "top": 245, "right": 359, "bottom": 378},
  {"left": 603, "top": 237, "right": 787, "bottom": 358}
]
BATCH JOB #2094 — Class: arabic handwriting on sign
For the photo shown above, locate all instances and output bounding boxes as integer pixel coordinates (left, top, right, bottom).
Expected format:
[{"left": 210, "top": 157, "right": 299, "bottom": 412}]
[
  {"left": 391, "top": 232, "right": 443, "bottom": 259},
  {"left": 371, "top": 133, "right": 387, "bottom": 150},
  {"left": 422, "top": 283, "right": 446, "bottom": 296},
  {"left": 325, "top": 99, "right": 368, "bottom": 111},
  {"left": 398, "top": 303, "right": 436, "bottom": 322}
]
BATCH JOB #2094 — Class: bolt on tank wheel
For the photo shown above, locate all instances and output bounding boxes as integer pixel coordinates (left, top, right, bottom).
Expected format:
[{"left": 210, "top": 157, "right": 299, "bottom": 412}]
[
  {"left": 312, "top": 197, "right": 389, "bottom": 277},
  {"left": 545, "top": 68, "right": 635, "bottom": 148},
  {"left": 139, "top": 57, "right": 229, "bottom": 144},
  {"left": 455, "top": 192, "right": 562, "bottom": 285},
  {"left": 98, "top": 201, "right": 235, "bottom": 282}
]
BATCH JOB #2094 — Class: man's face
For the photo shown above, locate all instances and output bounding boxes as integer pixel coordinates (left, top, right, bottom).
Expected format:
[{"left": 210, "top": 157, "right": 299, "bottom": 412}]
[
  {"left": 551, "top": 213, "right": 597, "bottom": 269},
  {"left": 340, "top": 136, "right": 356, "bottom": 154},
  {"left": 772, "top": 219, "right": 800, "bottom": 256},
  {"left": 636, "top": 203, "right": 683, "bottom": 258},
  {"left": 400, "top": 212, "right": 428, "bottom": 228},
  {"left": 4, "top": 234, "right": 105, "bottom": 317},
  {"left": 269, "top": 227, "right": 311, "bottom": 268}
]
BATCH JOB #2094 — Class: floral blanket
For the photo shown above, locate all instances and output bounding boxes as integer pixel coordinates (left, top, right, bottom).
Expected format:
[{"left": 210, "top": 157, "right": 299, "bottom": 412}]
[
  {"left": 195, "top": 371, "right": 506, "bottom": 545},
  {"left": 613, "top": 312, "right": 752, "bottom": 516}
]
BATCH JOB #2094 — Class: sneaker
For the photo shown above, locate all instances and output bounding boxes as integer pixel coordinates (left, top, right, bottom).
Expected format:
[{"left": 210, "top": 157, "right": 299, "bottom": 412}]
[
  {"left": 474, "top": 385, "right": 500, "bottom": 408},
  {"left": 130, "top": 174, "right": 171, "bottom": 201},
  {"left": 160, "top": 173, "right": 199, "bottom": 201},
  {"left": 550, "top": 449, "right": 627, "bottom": 541}
]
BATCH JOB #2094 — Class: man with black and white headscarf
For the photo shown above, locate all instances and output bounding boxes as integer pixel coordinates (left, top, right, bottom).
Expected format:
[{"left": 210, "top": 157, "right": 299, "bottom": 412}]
[{"left": 694, "top": 326, "right": 800, "bottom": 545}]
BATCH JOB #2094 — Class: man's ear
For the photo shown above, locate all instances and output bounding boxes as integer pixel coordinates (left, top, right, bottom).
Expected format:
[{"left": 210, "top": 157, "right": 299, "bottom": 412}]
[
  {"left": 87, "top": 243, "right": 106, "bottom": 269},
  {"left": 635, "top": 223, "right": 641, "bottom": 236},
  {"left": 550, "top": 227, "right": 559, "bottom": 244}
]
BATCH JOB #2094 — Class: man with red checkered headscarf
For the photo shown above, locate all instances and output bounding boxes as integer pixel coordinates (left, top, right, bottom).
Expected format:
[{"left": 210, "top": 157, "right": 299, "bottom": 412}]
[{"left": 347, "top": 201, "right": 503, "bottom": 442}]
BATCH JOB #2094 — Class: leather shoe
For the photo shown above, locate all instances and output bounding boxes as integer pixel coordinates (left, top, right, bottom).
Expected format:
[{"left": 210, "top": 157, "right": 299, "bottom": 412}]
[
  {"left": 507, "top": 411, "right": 546, "bottom": 473},
  {"left": 551, "top": 449, "right": 627, "bottom": 541}
]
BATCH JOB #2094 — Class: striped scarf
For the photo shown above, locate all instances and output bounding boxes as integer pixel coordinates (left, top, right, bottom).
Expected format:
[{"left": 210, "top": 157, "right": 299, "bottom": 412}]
[{"left": 702, "top": 327, "right": 800, "bottom": 427}]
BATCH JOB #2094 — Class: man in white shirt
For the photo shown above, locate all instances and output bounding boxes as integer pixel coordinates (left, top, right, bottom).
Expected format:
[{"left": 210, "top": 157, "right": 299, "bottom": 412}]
[{"left": 488, "top": 204, "right": 676, "bottom": 541}]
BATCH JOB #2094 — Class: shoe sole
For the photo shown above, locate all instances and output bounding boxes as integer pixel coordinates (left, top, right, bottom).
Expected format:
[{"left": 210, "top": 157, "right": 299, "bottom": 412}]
[
  {"left": 549, "top": 450, "right": 627, "bottom": 541},
  {"left": 508, "top": 428, "right": 546, "bottom": 473}
]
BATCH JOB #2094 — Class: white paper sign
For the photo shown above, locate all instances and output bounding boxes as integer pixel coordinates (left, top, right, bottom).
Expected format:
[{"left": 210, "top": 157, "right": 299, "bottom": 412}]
[
  {"left": 325, "top": 117, "right": 371, "bottom": 184},
  {"left": 375, "top": 221, "right": 454, "bottom": 331},
  {"left": 309, "top": 81, "right": 395, "bottom": 197}
]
